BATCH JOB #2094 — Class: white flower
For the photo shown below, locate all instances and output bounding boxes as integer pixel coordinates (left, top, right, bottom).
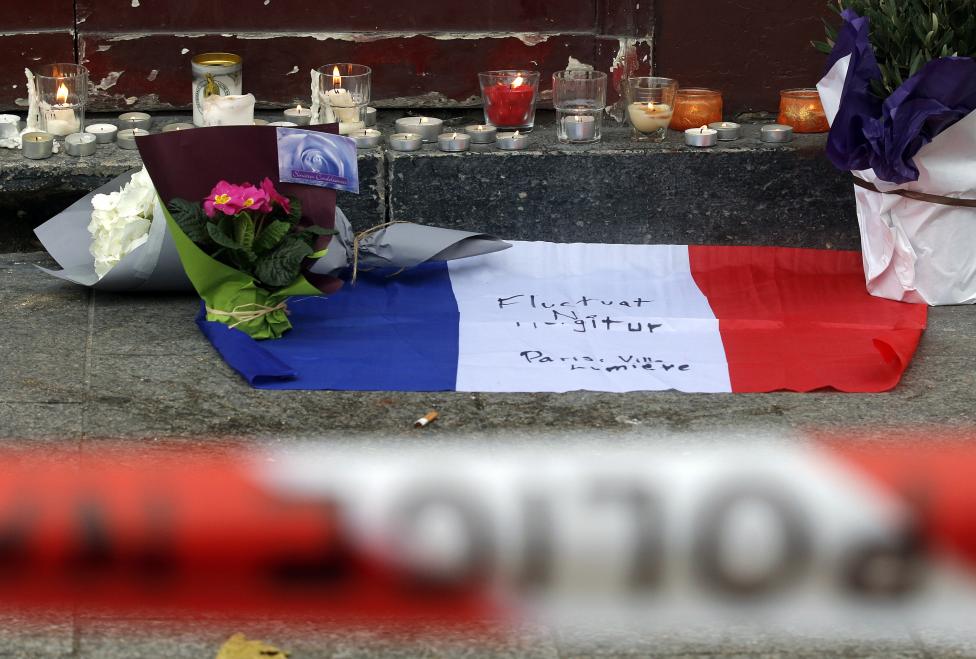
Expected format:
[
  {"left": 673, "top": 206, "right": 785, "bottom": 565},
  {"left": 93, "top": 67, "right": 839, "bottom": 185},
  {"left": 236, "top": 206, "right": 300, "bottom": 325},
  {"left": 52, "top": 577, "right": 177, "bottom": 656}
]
[{"left": 89, "top": 167, "right": 158, "bottom": 279}]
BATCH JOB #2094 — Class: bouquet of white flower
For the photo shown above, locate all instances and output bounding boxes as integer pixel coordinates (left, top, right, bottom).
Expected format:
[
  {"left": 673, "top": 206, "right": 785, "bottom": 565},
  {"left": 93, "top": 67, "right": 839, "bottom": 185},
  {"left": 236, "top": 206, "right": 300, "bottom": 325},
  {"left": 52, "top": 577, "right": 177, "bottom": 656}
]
[{"left": 88, "top": 167, "right": 157, "bottom": 278}]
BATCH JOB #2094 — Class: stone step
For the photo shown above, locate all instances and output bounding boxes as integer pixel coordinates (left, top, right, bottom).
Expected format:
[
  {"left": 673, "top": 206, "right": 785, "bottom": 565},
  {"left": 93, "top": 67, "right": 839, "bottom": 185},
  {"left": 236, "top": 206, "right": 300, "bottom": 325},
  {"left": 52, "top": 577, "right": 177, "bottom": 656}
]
[{"left": 0, "top": 110, "right": 858, "bottom": 252}]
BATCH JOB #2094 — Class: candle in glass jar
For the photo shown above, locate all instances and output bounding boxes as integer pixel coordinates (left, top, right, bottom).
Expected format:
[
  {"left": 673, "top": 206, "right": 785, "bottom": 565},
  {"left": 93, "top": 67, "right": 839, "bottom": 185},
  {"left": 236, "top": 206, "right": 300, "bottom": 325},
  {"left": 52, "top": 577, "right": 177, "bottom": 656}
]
[
  {"left": 627, "top": 102, "right": 673, "bottom": 133},
  {"left": 561, "top": 115, "right": 596, "bottom": 142},
  {"left": 778, "top": 89, "right": 829, "bottom": 133},
  {"left": 321, "top": 66, "right": 361, "bottom": 123},
  {"left": 484, "top": 75, "right": 535, "bottom": 128},
  {"left": 42, "top": 83, "right": 80, "bottom": 136},
  {"left": 670, "top": 88, "right": 723, "bottom": 131}
]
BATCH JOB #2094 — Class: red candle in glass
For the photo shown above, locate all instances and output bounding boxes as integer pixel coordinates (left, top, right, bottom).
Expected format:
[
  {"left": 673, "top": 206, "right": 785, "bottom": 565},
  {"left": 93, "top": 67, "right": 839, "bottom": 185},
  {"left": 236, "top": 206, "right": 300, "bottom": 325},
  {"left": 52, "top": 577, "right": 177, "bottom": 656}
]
[{"left": 485, "top": 75, "right": 535, "bottom": 127}]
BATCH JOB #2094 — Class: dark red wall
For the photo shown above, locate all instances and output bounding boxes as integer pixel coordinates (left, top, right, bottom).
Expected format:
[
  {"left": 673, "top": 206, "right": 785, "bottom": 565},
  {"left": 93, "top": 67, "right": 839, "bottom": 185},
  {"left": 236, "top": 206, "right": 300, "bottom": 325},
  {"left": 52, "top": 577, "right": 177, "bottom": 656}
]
[{"left": 4, "top": 1, "right": 829, "bottom": 114}]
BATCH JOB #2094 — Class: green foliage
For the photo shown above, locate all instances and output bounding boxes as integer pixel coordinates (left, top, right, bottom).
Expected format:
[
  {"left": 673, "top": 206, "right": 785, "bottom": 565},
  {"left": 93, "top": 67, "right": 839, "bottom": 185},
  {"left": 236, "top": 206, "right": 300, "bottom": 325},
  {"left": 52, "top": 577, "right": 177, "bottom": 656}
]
[
  {"left": 254, "top": 236, "right": 314, "bottom": 288},
  {"left": 816, "top": 0, "right": 976, "bottom": 97},
  {"left": 167, "top": 198, "right": 210, "bottom": 245},
  {"left": 169, "top": 188, "right": 334, "bottom": 292}
]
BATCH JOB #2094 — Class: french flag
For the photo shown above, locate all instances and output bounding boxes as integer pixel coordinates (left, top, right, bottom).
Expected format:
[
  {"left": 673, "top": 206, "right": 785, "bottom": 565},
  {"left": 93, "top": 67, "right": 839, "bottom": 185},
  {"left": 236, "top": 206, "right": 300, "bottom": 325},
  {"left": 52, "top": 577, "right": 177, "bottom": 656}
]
[{"left": 199, "top": 243, "right": 927, "bottom": 393}]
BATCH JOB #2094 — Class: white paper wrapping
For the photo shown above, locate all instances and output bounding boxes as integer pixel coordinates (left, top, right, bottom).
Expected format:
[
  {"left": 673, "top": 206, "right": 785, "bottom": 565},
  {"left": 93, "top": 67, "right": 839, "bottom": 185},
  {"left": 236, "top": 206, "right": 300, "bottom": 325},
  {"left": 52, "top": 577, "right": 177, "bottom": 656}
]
[{"left": 818, "top": 56, "right": 976, "bottom": 305}]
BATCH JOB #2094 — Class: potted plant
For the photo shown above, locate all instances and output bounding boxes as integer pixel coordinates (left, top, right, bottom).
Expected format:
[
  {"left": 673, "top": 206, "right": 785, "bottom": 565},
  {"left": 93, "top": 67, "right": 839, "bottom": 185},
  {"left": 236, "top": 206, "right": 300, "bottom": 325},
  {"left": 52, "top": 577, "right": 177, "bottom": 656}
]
[{"left": 815, "top": 1, "right": 976, "bottom": 304}]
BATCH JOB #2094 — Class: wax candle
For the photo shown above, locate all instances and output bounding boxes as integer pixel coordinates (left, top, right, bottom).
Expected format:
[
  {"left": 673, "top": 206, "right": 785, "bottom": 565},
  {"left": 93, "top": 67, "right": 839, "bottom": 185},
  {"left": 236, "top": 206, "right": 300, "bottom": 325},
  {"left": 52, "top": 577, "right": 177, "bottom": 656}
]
[
  {"left": 201, "top": 93, "right": 256, "bottom": 126},
  {"left": 162, "top": 122, "right": 195, "bottom": 132},
  {"left": 364, "top": 106, "right": 377, "bottom": 127},
  {"left": 496, "top": 130, "right": 528, "bottom": 151},
  {"left": 85, "top": 124, "right": 118, "bottom": 144},
  {"left": 338, "top": 121, "right": 366, "bottom": 136},
  {"left": 628, "top": 102, "right": 673, "bottom": 134},
  {"left": 117, "top": 128, "right": 149, "bottom": 150},
  {"left": 778, "top": 89, "right": 829, "bottom": 133},
  {"left": 352, "top": 129, "right": 382, "bottom": 149},
  {"left": 670, "top": 88, "right": 723, "bottom": 131},
  {"left": 684, "top": 125, "right": 718, "bottom": 147},
  {"left": 41, "top": 83, "right": 80, "bottom": 136},
  {"left": 760, "top": 124, "right": 793, "bottom": 143},
  {"left": 283, "top": 104, "right": 312, "bottom": 126},
  {"left": 394, "top": 117, "right": 443, "bottom": 143},
  {"left": 22, "top": 132, "right": 54, "bottom": 159},
  {"left": 437, "top": 131, "right": 471, "bottom": 152},
  {"left": 708, "top": 121, "right": 741, "bottom": 141},
  {"left": 65, "top": 132, "right": 97, "bottom": 157},
  {"left": 464, "top": 124, "right": 497, "bottom": 144},
  {"left": 0, "top": 114, "right": 20, "bottom": 140},
  {"left": 118, "top": 112, "right": 151, "bottom": 131},
  {"left": 389, "top": 132, "right": 423, "bottom": 152},
  {"left": 562, "top": 115, "right": 596, "bottom": 142},
  {"left": 267, "top": 121, "right": 299, "bottom": 127},
  {"left": 483, "top": 74, "right": 536, "bottom": 128}
]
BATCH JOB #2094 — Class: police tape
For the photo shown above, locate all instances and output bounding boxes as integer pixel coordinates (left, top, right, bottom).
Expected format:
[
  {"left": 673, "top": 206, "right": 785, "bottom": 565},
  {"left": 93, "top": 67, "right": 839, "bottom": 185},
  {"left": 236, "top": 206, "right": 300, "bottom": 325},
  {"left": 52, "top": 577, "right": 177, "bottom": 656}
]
[{"left": 0, "top": 433, "right": 974, "bottom": 640}]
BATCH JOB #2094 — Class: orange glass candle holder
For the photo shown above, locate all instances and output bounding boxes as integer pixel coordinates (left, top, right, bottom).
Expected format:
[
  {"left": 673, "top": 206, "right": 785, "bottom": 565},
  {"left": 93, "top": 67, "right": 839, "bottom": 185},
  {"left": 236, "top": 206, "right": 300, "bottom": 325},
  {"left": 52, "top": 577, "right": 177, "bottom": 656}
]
[
  {"left": 778, "top": 88, "right": 829, "bottom": 133},
  {"left": 669, "top": 88, "right": 722, "bottom": 131}
]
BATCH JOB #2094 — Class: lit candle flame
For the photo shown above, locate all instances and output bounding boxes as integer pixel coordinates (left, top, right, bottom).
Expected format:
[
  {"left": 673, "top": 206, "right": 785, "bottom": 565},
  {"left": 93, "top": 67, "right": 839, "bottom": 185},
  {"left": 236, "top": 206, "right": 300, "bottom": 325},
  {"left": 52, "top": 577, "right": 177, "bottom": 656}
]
[
  {"left": 296, "top": 103, "right": 303, "bottom": 111},
  {"left": 513, "top": 130, "right": 520, "bottom": 138},
  {"left": 332, "top": 66, "right": 342, "bottom": 90},
  {"left": 452, "top": 132, "right": 457, "bottom": 139},
  {"left": 512, "top": 75, "right": 524, "bottom": 89},
  {"left": 700, "top": 125, "right": 708, "bottom": 133},
  {"left": 56, "top": 82, "right": 69, "bottom": 105}
]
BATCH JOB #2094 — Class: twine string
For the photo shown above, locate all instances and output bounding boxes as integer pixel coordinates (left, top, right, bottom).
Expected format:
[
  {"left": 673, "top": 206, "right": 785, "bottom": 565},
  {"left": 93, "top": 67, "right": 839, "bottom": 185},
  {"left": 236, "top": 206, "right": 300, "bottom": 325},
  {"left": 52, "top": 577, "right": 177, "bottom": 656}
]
[
  {"left": 205, "top": 302, "right": 289, "bottom": 329},
  {"left": 853, "top": 177, "right": 976, "bottom": 208},
  {"left": 351, "top": 220, "right": 409, "bottom": 284}
]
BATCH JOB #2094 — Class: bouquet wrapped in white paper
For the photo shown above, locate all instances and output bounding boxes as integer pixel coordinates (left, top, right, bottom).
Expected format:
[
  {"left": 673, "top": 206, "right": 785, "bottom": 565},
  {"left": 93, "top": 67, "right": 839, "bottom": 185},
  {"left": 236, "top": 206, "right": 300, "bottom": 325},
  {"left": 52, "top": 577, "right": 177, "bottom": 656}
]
[{"left": 817, "top": 8, "right": 976, "bottom": 305}]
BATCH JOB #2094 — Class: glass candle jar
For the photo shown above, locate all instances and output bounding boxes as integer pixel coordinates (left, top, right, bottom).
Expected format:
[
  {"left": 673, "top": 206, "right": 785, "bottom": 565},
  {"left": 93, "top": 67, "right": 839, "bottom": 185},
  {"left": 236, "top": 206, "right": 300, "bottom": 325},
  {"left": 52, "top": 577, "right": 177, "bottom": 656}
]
[
  {"left": 479, "top": 70, "right": 540, "bottom": 132},
  {"left": 625, "top": 77, "right": 678, "bottom": 142},
  {"left": 670, "top": 88, "right": 723, "bottom": 131},
  {"left": 33, "top": 63, "right": 88, "bottom": 138},
  {"left": 318, "top": 63, "right": 371, "bottom": 133},
  {"left": 778, "top": 88, "right": 829, "bottom": 133},
  {"left": 553, "top": 70, "right": 607, "bottom": 144}
]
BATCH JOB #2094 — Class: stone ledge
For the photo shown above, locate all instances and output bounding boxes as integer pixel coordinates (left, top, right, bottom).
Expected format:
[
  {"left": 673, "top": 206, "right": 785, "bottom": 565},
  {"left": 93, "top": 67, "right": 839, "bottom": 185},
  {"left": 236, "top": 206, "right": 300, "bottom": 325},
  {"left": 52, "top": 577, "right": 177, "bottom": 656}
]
[{"left": 0, "top": 110, "right": 858, "bottom": 251}]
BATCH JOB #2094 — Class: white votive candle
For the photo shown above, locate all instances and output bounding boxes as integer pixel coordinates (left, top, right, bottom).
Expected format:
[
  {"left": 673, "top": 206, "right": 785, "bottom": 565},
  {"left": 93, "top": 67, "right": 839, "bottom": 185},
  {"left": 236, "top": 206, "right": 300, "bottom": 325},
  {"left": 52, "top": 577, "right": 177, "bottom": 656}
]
[
  {"left": 394, "top": 116, "right": 443, "bottom": 143},
  {"left": 283, "top": 104, "right": 312, "bottom": 126},
  {"left": 85, "top": 124, "right": 118, "bottom": 144},
  {"left": 437, "top": 131, "right": 471, "bottom": 152},
  {"left": 65, "top": 132, "right": 97, "bottom": 156},
  {"left": 117, "top": 128, "right": 149, "bottom": 150},
  {"left": 685, "top": 125, "right": 718, "bottom": 147},
  {"left": 389, "top": 132, "right": 423, "bottom": 152}
]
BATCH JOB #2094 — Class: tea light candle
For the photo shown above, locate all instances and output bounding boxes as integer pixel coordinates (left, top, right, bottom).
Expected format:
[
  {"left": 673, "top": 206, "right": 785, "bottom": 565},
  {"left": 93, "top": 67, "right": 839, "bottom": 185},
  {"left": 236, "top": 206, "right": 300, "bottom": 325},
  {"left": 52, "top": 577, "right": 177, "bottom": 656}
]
[
  {"left": 394, "top": 117, "right": 443, "bottom": 143},
  {"left": 0, "top": 114, "right": 20, "bottom": 140},
  {"left": 760, "top": 123, "right": 794, "bottom": 143},
  {"left": 283, "top": 104, "right": 312, "bottom": 126},
  {"left": 117, "top": 128, "right": 149, "bottom": 150},
  {"left": 496, "top": 130, "right": 528, "bottom": 151},
  {"left": 85, "top": 123, "right": 118, "bottom": 144},
  {"left": 118, "top": 112, "right": 151, "bottom": 131},
  {"left": 685, "top": 125, "right": 718, "bottom": 147},
  {"left": 65, "top": 132, "right": 97, "bottom": 157},
  {"left": 364, "top": 106, "right": 377, "bottom": 127},
  {"left": 437, "top": 131, "right": 471, "bottom": 152},
  {"left": 353, "top": 128, "right": 382, "bottom": 149},
  {"left": 562, "top": 115, "right": 596, "bottom": 142},
  {"left": 267, "top": 121, "right": 299, "bottom": 127},
  {"left": 162, "top": 122, "right": 195, "bottom": 132},
  {"left": 389, "top": 132, "right": 423, "bottom": 152},
  {"left": 22, "top": 132, "right": 54, "bottom": 159},
  {"left": 253, "top": 119, "right": 269, "bottom": 126},
  {"left": 708, "top": 121, "right": 741, "bottom": 141},
  {"left": 464, "top": 124, "right": 497, "bottom": 144}
]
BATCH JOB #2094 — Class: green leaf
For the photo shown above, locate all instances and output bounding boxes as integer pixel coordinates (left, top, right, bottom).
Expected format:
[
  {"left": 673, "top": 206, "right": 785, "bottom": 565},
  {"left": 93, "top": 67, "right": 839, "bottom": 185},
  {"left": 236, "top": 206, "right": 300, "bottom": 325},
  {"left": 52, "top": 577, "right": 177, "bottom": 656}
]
[
  {"left": 300, "top": 225, "right": 338, "bottom": 237},
  {"left": 207, "top": 218, "right": 242, "bottom": 251},
  {"left": 287, "top": 197, "right": 303, "bottom": 225},
  {"left": 167, "top": 198, "right": 209, "bottom": 245},
  {"left": 253, "top": 220, "right": 292, "bottom": 253},
  {"left": 254, "top": 236, "right": 313, "bottom": 288},
  {"left": 235, "top": 214, "right": 255, "bottom": 250}
]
